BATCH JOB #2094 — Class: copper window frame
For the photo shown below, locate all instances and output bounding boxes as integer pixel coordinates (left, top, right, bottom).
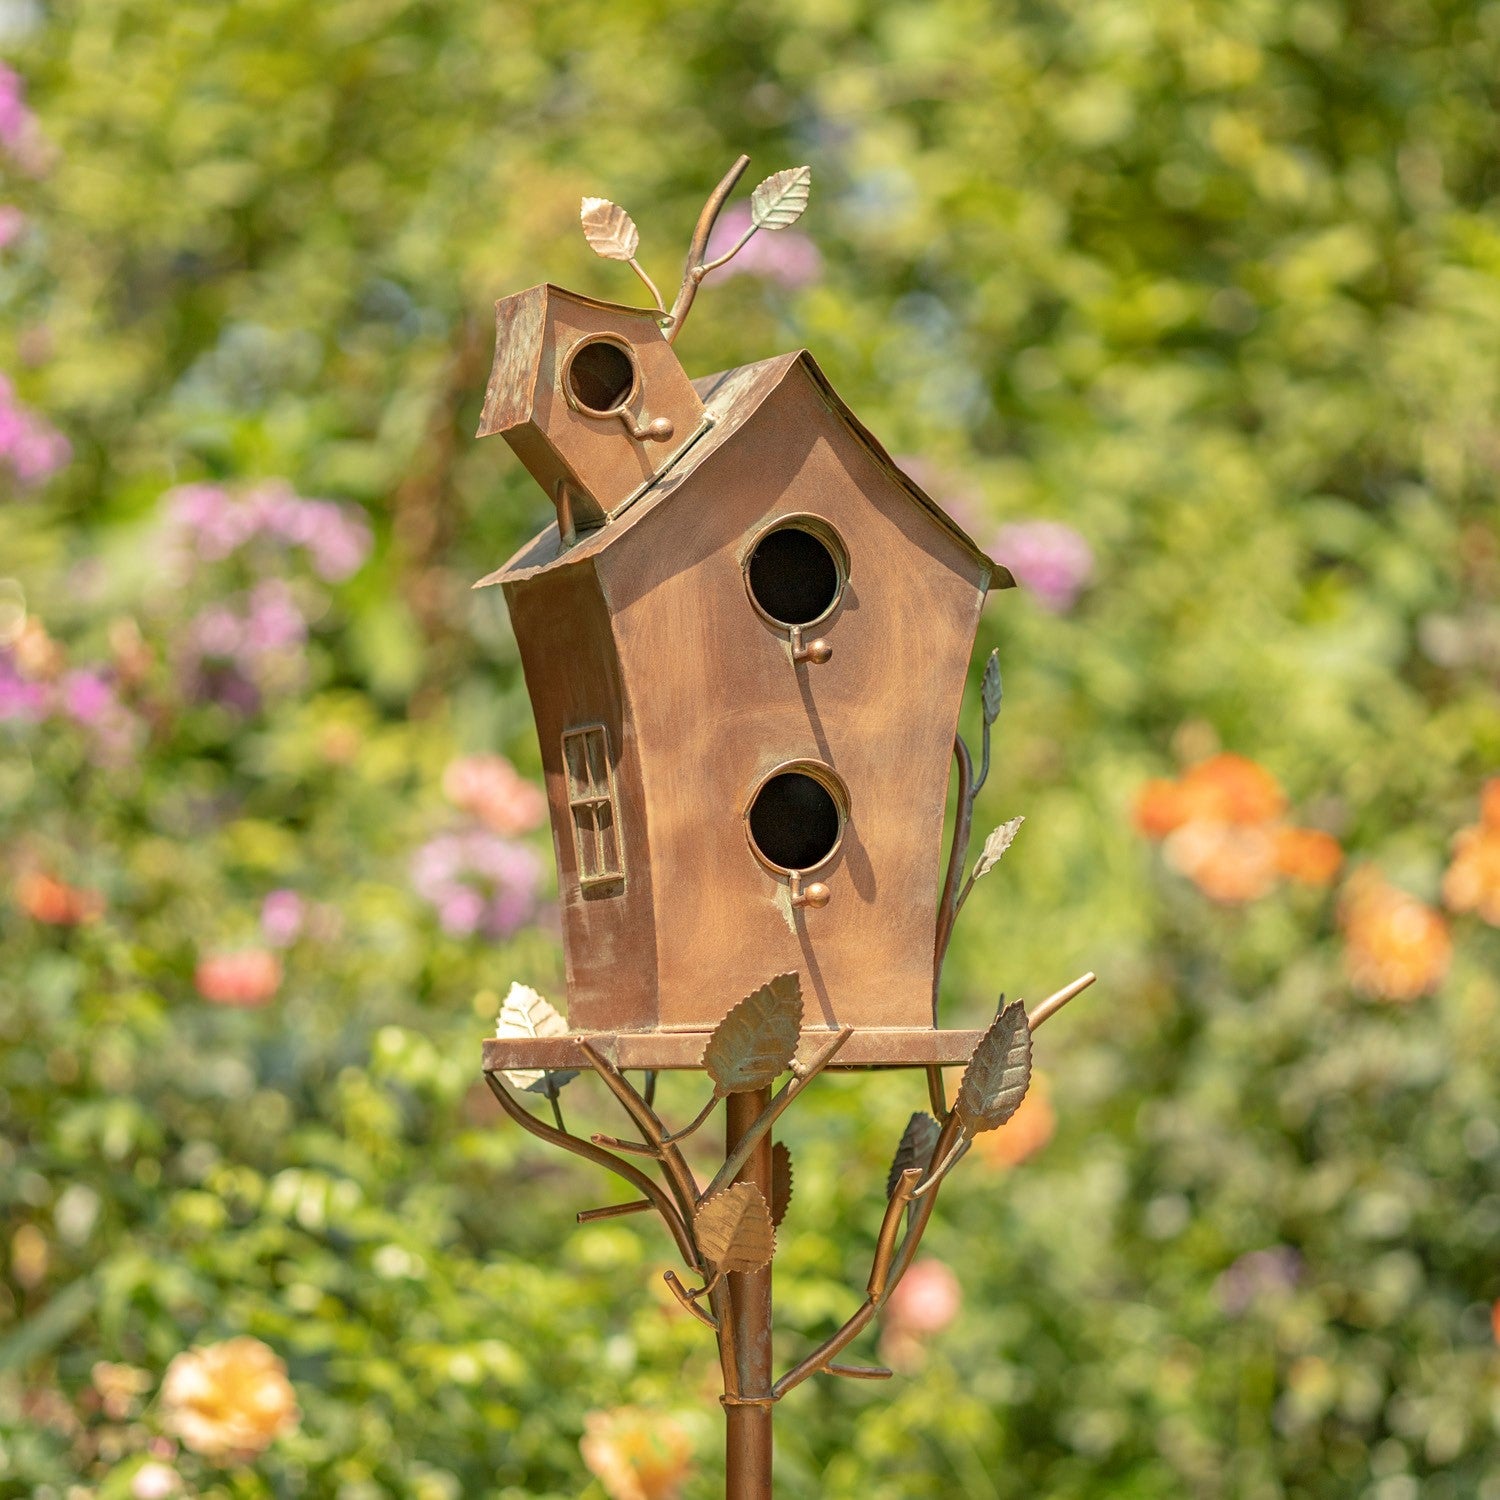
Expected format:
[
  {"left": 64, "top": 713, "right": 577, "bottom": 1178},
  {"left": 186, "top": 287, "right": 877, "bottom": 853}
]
[
  {"left": 740, "top": 512, "right": 851, "bottom": 635},
  {"left": 562, "top": 723, "right": 626, "bottom": 890}
]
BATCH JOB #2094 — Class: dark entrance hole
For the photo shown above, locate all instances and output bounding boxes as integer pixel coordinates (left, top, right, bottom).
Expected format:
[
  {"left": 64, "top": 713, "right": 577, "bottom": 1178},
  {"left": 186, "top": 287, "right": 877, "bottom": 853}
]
[
  {"left": 746, "top": 524, "right": 843, "bottom": 627},
  {"left": 567, "top": 339, "right": 636, "bottom": 414},
  {"left": 748, "top": 768, "right": 844, "bottom": 872}
]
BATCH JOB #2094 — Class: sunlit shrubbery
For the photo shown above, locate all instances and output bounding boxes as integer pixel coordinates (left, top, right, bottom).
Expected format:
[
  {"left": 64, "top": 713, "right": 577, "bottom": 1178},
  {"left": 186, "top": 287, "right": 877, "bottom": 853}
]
[{"left": 2, "top": 4, "right": 1499, "bottom": 1497}]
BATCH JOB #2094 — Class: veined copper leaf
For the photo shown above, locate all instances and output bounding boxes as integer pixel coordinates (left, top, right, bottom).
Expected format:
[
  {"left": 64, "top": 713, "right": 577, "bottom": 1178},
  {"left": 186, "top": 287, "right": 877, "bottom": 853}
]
[
  {"left": 701, "top": 973, "right": 803, "bottom": 1095},
  {"left": 971, "top": 816, "right": 1025, "bottom": 883},
  {"left": 494, "top": 982, "right": 578, "bottom": 1095},
  {"left": 954, "top": 1000, "right": 1031, "bottom": 1136},
  {"left": 886, "top": 1112, "right": 941, "bottom": 1196},
  {"left": 580, "top": 197, "right": 640, "bottom": 261},
  {"left": 749, "top": 165, "right": 812, "bottom": 230},
  {"left": 981, "top": 650, "right": 1003, "bottom": 724},
  {"left": 771, "top": 1141, "right": 793, "bottom": 1228},
  {"left": 695, "top": 1182, "right": 776, "bottom": 1274}
]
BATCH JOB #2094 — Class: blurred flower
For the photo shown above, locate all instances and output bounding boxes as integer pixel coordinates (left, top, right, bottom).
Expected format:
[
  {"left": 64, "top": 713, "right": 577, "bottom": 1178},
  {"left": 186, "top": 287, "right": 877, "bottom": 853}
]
[
  {"left": 1442, "top": 778, "right": 1500, "bottom": 925},
  {"left": 1339, "top": 868, "right": 1451, "bottom": 1002},
  {"left": 10, "top": 1221, "right": 48, "bottom": 1287},
  {"left": 17, "top": 870, "right": 103, "bottom": 925},
  {"left": 0, "top": 648, "right": 46, "bottom": 720},
  {"left": 704, "top": 203, "right": 822, "bottom": 288},
  {"left": 974, "top": 1071, "right": 1055, "bottom": 1167},
  {"left": 1136, "top": 753, "right": 1338, "bottom": 905},
  {"left": 442, "top": 753, "right": 546, "bottom": 836},
  {"left": 579, "top": 1406, "right": 693, "bottom": 1500},
  {"left": 0, "top": 62, "right": 35, "bottom": 147},
  {"left": 411, "top": 831, "right": 543, "bottom": 938},
  {"left": 1492, "top": 1300, "right": 1500, "bottom": 1346},
  {"left": 13, "top": 614, "right": 63, "bottom": 677},
  {"left": 1275, "top": 827, "right": 1343, "bottom": 887},
  {"left": 165, "top": 479, "right": 371, "bottom": 582},
  {"left": 0, "top": 373, "right": 70, "bottom": 485},
  {"left": 260, "top": 889, "right": 305, "bottom": 947},
  {"left": 159, "top": 1336, "right": 299, "bottom": 1461},
  {"left": 992, "top": 520, "right": 1094, "bottom": 612},
  {"left": 91, "top": 1361, "right": 152, "bottom": 1420},
  {"left": 1216, "top": 1246, "right": 1303, "bottom": 1317},
  {"left": 130, "top": 1462, "right": 181, "bottom": 1500},
  {"left": 0, "top": 204, "right": 26, "bottom": 247},
  {"left": 880, "top": 1258, "right": 962, "bottom": 1371},
  {"left": 182, "top": 579, "right": 308, "bottom": 708},
  {"left": 194, "top": 950, "right": 282, "bottom": 1007},
  {"left": 60, "top": 667, "right": 115, "bottom": 726}
]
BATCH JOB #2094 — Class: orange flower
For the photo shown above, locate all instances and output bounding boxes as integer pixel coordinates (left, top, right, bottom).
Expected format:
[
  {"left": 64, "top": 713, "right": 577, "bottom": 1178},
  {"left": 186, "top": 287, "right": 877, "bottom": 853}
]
[
  {"left": 1443, "top": 781, "right": 1500, "bottom": 925},
  {"left": 194, "top": 950, "right": 282, "bottom": 1007},
  {"left": 580, "top": 1407, "right": 693, "bottom": 1500},
  {"left": 974, "top": 1072, "right": 1055, "bottom": 1167},
  {"left": 1163, "top": 821, "right": 1280, "bottom": 904},
  {"left": 442, "top": 753, "right": 546, "bottom": 836},
  {"left": 1339, "top": 868, "right": 1451, "bottom": 1002},
  {"left": 879, "top": 1258, "right": 963, "bottom": 1371},
  {"left": 1492, "top": 1299, "right": 1500, "bottom": 1346},
  {"left": 16, "top": 871, "right": 103, "bottom": 925},
  {"left": 1133, "top": 777, "right": 1190, "bottom": 838},
  {"left": 159, "top": 1336, "right": 299, "bottom": 1461},
  {"left": 1276, "top": 827, "right": 1343, "bottom": 887}
]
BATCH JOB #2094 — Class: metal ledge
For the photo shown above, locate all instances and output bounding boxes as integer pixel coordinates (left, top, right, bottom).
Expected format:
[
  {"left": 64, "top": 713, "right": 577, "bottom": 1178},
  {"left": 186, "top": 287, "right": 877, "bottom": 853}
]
[{"left": 483, "top": 1026, "right": 987, "bottom": 1073}]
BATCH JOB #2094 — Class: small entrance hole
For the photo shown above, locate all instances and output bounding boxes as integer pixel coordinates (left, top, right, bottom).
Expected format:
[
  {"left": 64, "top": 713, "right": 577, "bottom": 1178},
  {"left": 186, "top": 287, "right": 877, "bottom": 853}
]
[
  {"left": 567, "top": 339, "right": 636, "bottom": 414},
  {"left": 745, "top": 522, "right": 845, "bottom": 628},
  {"left": 747, "top": 767, "right": 845, "bottom": 873}
]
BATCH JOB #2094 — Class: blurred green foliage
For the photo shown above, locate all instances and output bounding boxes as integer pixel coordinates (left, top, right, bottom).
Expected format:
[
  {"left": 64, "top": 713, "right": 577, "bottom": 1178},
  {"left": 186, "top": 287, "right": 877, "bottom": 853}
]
[{"left": 2, "top": 0, "right": 1500, "bottom": 1496}]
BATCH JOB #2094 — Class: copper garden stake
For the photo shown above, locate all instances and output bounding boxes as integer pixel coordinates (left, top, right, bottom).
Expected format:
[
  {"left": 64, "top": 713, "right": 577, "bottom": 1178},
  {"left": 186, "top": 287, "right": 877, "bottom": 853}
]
[{"left": 476, "top": 157, "right": 1097, "bottom": 1499}]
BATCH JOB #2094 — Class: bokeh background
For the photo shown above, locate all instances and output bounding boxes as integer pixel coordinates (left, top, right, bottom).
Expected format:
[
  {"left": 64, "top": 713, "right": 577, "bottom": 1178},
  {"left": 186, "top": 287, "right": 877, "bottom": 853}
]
[{"left": 3, "top": 1, "right": 1499, "bottom": 1496}]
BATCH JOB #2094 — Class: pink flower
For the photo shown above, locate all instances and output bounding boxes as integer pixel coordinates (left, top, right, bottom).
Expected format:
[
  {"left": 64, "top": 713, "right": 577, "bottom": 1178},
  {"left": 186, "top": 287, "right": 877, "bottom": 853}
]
[
  {"left": 442, "top": 754, "right": 546, "bottom": 836},
  {"left": 0, "top": 65, "right": 35, "bottom": 149},
  {"left": 0, "top": 206, "right": 27, "bottom": 248},
  {"left": 0, "top": 375, "right": 70, "bottom": 486},
  {"left": 260, "top": 890, "right": 305, "bottom": 947},
  {"left": 705, "top": 204, "right": 823, "bottom": 289},
  {"left": 195, "top": 950, "right": 282, "bottom": 1007},
  {"left": 992, "top": 520, "right": 1094, "bottom": 612},
  {"left": 60, "top": 668, "right": 115, "bottom": 726},
  {"left": 879, "top": 1259, "right": 962, "bottom": 1371},
  {"left": 0, "top": 650, "right": 46, "bottom": 720},
  {"left": 411, "top": 831, "right": 543, "bottom": 938}
]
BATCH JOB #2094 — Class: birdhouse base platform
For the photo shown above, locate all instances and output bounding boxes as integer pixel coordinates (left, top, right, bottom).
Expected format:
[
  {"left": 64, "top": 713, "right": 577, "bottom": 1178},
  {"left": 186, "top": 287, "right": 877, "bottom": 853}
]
[{"left": 482, "top": 1026, "right": 989, "bottom": 1073}]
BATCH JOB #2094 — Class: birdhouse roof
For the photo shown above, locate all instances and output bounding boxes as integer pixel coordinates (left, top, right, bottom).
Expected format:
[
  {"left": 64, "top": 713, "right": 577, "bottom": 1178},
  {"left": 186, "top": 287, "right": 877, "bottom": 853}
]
[{"left": 476, "top": 345, "right": 1013, "bottom": 590}]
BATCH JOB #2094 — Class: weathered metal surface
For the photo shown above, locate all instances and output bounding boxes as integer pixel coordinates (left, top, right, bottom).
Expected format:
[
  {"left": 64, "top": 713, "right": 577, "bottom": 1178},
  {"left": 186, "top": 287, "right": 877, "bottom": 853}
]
[{"left": 482, "top": 1025, "right": 990, "bottom": 1071}]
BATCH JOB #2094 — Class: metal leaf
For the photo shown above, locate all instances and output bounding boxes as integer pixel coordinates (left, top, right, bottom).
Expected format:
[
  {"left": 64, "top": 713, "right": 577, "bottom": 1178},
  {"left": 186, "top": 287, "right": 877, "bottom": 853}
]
[
  {"left": 495, "top": 982, "right": 578, "bottom": 1095},
  {"left": 701, "top": 973, "right": 803, "bottom": 1096},
  {"left": 981, "top": 650, "right": 1003, "bottom": 725},
  {"left": 771, "top": 1141, "right": 793, "bottom": 1228},
  {"left": 695, "top": 1182, "right": 776, "bottom": 1274},
  {"left": 749, "top": 165, "right": 812, "bottom": 230},
  {"left": 580, "top": 196, "right": 640, "bottom": 261},
  {"left": 971, "top": 816, "right": 1025, "bottom": 883},
  {"left": 954, "top": 1000, "right": 1032, "bottom": 1136},
  {"left": 886, "top": 1112, "right": 941, "bottom": 1197}
]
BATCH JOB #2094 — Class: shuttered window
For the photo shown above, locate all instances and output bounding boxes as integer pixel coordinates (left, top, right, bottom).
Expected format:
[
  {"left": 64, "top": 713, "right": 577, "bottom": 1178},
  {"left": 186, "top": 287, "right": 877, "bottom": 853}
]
[{"left": 561, "top": 724, "right": 624, "bottom": 890}]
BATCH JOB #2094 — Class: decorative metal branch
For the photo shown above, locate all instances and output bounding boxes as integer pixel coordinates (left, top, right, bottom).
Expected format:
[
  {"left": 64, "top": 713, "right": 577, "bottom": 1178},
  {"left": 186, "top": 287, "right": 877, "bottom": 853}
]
[{"left": 575, "top": 156, "right": 814, "bottom": 346}]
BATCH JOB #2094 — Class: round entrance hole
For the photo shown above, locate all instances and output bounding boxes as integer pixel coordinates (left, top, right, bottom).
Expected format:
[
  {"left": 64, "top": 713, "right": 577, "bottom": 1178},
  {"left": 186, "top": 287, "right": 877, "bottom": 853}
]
[
  {"left": 745, "top": 520, "right": 846, "bottom": 628},
  {"left": 566, "top": 338, "right": 636, "bottom": 415},
  {"left": 746, "top": 765, "right": 846, "bottom": 873}
]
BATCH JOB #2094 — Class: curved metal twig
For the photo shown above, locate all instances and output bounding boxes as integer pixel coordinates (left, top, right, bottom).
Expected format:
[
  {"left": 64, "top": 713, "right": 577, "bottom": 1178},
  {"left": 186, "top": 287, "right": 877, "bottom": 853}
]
[
  {"left": 664, "top": 1269, "right": 720, "bottom": 1330},
  {"left": 932, "top": 733, "right": 975, "bottom": 1021},
  {"left": 482, "top": 1073, "right": 697, "bottom": 1268},
  {"left": 666, "top": 154, "right": 751, "bottom": 343}
]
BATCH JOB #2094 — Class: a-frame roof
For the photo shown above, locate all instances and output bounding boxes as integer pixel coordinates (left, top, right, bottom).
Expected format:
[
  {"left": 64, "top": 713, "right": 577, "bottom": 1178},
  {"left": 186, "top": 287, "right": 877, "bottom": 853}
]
[{"left": 475, "top": 348, "right": 1014, "bottom": 591}]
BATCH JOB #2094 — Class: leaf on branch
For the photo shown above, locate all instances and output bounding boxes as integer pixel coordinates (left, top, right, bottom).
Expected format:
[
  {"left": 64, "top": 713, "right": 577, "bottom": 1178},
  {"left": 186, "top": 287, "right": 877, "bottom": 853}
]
[
  {"left": 580, "top": 197, "right": 640, "bottom": 261},
  {"left": 750, "top": 166, "right": 812, "bottom": 230},
  {"left": 971, "top": 816, "right": 1024, "bottom": 883},
  {"left": 771, "top": 1141, "right": 793, "bottom": 1228},
  {"left": 886, "top": 1112, "right": 941, "bottom": 1196},
  {"left": 702, "top": 972, "right": 803, "bottom": 1096},
  {"left": 695, "top": 1182, "right": 776, "bottom": 1274},
  {"left": 981, "top": 650, "right": 1003, "bottom": 724},
  {"left": 495, "top": 982, "right": 578, "bottom": 1095},
  {"left": 954, "top": 1000, "right": 1031, "bottom": 1136}
]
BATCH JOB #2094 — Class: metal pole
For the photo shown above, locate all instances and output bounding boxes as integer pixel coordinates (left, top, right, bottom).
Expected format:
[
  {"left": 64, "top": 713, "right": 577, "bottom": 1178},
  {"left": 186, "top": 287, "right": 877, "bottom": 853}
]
[{"left": 724, "top": 1087, "right": 774, "bottom": 1499}]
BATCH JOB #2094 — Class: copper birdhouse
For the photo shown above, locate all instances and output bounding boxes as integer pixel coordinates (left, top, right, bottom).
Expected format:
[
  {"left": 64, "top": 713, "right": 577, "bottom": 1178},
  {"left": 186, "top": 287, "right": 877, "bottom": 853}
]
[{"left": 475, "top": 279, "right": 1015, "bottom": 1063}]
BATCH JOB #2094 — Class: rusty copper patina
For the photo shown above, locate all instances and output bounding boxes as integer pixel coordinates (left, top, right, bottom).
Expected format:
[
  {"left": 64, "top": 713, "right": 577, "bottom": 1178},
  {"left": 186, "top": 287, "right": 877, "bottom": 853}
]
[{"left": 478, "top": 157, "right": 1096, "bottom": 1499}]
